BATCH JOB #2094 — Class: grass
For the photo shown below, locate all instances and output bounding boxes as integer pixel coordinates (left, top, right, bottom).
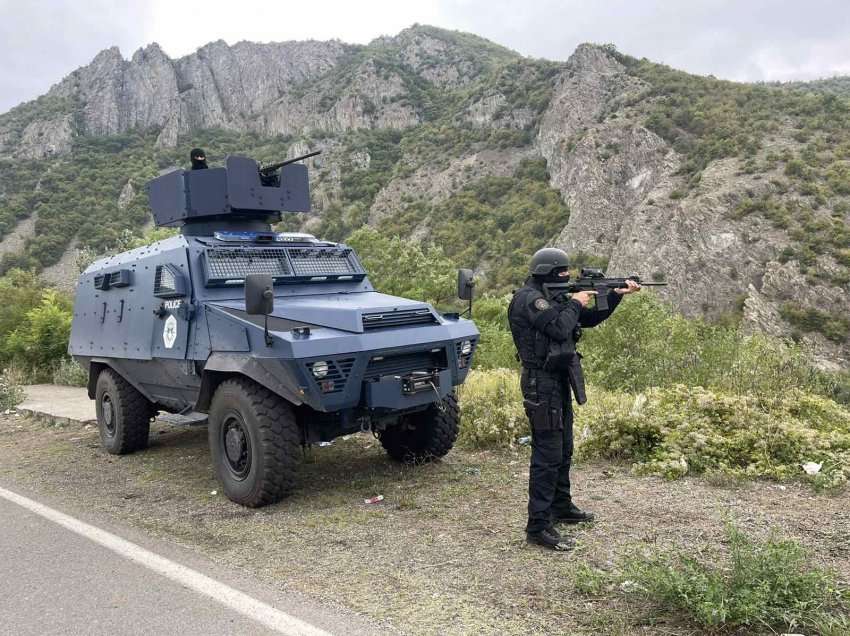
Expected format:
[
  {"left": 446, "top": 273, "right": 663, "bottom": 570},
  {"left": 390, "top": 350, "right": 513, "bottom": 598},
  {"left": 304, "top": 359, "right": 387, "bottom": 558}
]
[
  {"left": 618, "top": 523, "right": 849, "bottom": 633},
  {"left": 1, "top": 414, "right": 849, "bottom": 635}
]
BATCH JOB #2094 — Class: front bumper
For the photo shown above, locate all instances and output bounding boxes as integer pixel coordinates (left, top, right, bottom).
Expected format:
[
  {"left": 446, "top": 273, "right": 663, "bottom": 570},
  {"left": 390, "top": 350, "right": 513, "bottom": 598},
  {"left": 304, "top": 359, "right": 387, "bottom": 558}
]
[{"left": 296, "top": 339, "right": 476, "bottom": 412}]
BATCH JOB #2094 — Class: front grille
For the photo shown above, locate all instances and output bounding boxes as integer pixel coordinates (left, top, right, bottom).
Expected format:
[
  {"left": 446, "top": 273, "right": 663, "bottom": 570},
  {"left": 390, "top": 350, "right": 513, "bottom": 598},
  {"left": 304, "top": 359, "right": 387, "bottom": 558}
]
[
  {"left": 205, "top": 248, "right": 291, "bottom": 281},
  {"left": 362, "top": 309, "right": 437, "bottom": 330},
  {"left": 288, "top": 247, "right": 359, "bottom": 276},
  {"left": 365, "top": 349, "right": 447, "bottom": 381},
  {"left": 306, "top": 358, "right": 355, "bottom": 394}
]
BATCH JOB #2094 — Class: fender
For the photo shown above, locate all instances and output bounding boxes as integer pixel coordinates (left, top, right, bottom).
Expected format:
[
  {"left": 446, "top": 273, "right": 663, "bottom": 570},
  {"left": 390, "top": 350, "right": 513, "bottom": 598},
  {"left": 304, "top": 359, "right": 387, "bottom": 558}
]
[
  {"left": 86, "top": 357, "right": 157, "bottom": 403},
  {"left": 195, "top": 352, "right": 305, "bottom": 412}
]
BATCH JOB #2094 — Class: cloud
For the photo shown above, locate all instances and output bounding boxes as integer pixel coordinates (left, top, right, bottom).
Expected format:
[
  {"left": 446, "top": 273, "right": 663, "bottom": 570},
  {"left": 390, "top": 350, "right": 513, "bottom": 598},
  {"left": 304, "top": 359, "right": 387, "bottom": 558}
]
[
  {"left": 0, "top": 0, "right": 150, "bottom": 112},
  {"left": 1, "top": 0, "right": 849, "bottom": 114}
]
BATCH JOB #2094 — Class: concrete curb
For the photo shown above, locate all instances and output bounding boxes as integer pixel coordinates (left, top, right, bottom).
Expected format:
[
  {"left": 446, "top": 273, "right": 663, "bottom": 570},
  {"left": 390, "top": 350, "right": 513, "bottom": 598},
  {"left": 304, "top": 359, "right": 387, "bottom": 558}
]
[
  {"left": 18, "top": 385, "right": 208, "bottom": 428},
  {"left": 16, "top": 409, "right": 95, "bottom": 428}
]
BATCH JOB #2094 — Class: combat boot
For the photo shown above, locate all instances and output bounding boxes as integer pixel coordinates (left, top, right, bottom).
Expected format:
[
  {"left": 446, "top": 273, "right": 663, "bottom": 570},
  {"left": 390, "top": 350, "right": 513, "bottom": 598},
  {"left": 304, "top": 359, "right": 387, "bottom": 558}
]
[
  {"left": 526, "top": 526, "right": 575, "bottom": 551},
  {"left": 553, "top": 502, "right": 595, "bottom": 524}
]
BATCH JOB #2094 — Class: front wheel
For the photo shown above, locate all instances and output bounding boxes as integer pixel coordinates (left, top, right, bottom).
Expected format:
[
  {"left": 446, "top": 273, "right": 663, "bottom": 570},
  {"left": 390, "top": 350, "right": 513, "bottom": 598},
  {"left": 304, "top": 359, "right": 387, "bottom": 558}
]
[
  {"left": 208, "top": 378, "right": 301, "bottom": 507},
  {"left": 379, "top": 393, "right": 459, "bottom": 464}
]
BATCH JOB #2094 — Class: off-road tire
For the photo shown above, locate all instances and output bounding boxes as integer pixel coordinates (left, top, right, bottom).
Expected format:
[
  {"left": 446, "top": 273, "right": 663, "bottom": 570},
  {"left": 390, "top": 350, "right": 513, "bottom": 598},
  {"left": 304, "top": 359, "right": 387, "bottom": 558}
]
[
  {"left": 379, "top": 393, "right": 459, "bottom": 464},
  {"left": 95, "top": 368, "right": 155, "bottom": 455},
  {"left": 208, "top": 378, "right": 300, "bottom": 507}
]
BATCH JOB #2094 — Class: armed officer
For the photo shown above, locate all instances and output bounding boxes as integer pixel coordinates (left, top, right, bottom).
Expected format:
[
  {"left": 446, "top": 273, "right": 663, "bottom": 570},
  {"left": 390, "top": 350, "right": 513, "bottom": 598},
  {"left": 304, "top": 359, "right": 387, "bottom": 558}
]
[
  {"left": 190, "top": 148, "right": 208, "bottom": 170},
  {"left": 508, "top": 248, "right": 640, "bottom": 551}
]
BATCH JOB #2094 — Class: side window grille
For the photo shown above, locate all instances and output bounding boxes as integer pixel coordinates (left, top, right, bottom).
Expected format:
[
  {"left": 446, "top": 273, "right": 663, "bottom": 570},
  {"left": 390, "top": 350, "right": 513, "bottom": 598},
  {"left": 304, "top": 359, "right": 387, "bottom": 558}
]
[{"left": 154, "top": 264, "right": 186, "bottom": 298}]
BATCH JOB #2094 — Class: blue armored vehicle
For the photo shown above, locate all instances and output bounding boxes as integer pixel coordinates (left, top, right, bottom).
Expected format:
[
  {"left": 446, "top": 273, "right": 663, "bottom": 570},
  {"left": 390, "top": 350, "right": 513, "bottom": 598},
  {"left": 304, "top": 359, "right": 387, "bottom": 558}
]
[{"left": 69, "top": 155, "right": 478, "bottom": 507}]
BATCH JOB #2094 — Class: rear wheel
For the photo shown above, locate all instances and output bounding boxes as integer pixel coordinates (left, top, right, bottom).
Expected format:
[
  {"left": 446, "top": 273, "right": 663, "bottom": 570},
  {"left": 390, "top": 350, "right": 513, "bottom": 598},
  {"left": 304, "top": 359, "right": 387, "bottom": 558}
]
[
  {"left": 95, "top": 368, "right": 155, "bottom": 455},
  {"left": 379, "top": 393, "right": 459, "bottom": 464},
  {"left": 208, "top": 378, "right": 301, "bottom": 507}
]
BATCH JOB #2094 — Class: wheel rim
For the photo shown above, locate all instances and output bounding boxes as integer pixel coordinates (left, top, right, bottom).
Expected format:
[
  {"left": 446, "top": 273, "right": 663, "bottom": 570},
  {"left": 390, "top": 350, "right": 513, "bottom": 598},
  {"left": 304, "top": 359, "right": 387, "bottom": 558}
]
[
  {"left": 221, "top": 414, "right": 251, "bottom": 480},
  {"left": 102, "top": 393, "right": 116, "bottom": 436}
]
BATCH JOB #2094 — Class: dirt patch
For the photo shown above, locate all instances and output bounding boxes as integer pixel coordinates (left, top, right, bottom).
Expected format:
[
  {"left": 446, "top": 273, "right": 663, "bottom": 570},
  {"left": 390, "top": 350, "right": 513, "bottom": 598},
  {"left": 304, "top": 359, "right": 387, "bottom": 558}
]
[
  {"left": 40, "top": 237, "right": 81, "bottom": 292},
  {"left": 0, "top": 414, "right": 847, "bottom": 635},
  {"left": 0, "top": 214, "right": 37, "bottom": 259}
]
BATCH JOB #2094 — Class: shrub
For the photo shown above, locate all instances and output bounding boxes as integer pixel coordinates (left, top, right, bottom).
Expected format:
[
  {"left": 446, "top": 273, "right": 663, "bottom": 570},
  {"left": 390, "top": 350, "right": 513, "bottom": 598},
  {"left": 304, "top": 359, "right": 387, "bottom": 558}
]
[
  {"left": 0, "top": 269, "right": 45, "bottom": 342},
  {"left": 576, "top": 384, "right": 850, "bottom": 488},
  {"left": 779, "top": 303, "right": 850, "bottom": 343},
  {"left": 2, "top": 290, "right": 73, "bottom": 381},
  {"left": 51, "top": 357, "right": 88, "bottom": 387},
  {"left": 0, "top": 368, "right": 25, "bottom": 411},
  {"left": 346, "top": 226, "right": 457, "bottom": 308},
  {"left": 580, "top": 294, "right": 824, "bottom": 397},
  {"left": 619, "top": 523, "right": 848, "bottom": 632},
  {"left": 473, "top": 320, "right": 519, "bottom": 370},
  {"left": 457, "top": 368, "right": 527, "bottom": 448}
]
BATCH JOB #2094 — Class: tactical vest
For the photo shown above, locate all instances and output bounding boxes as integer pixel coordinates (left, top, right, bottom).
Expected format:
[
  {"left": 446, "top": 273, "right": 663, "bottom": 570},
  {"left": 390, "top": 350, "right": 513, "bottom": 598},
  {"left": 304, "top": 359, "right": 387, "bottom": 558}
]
[{"left": 508, "top": 285, "right": 550, "bottom": 369}]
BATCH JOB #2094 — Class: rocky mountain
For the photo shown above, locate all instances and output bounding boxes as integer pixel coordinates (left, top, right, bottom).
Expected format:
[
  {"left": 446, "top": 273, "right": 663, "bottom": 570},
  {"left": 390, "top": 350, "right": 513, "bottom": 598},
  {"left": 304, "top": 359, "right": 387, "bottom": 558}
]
[{"left": 0, "top": 25, "right": 848, "bottom": 369}]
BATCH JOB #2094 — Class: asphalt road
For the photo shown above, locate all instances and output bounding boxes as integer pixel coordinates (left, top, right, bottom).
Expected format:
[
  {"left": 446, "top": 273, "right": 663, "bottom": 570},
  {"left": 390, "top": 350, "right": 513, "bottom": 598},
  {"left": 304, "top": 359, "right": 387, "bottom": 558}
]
[{"left": 0, "top": 485, "right": 381, "bottom": 636}]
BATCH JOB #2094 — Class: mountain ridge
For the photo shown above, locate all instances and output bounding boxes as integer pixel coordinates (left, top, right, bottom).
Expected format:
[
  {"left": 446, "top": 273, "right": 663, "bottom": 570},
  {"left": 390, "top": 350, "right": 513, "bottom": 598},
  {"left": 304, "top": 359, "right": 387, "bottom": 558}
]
[{"left": 0, "top": 25, "right": 848, "bottom": 370}]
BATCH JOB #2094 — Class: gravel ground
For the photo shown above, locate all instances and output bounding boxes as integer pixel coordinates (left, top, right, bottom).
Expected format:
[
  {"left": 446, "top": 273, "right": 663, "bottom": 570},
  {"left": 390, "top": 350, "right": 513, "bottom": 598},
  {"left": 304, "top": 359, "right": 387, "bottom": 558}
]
[{"left": 1, "top": 413, "right": 848, "bottom": 635}]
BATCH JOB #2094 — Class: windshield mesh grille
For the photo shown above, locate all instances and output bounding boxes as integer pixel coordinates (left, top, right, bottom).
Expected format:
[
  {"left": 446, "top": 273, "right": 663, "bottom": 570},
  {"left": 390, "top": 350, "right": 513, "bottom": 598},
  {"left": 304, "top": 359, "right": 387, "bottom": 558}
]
[
  {"left": 288, "top": 248, "right": 358, "bottom": 276},
  {"left": 205, "top": 248, "right": 291, "bottom": 281},
  {"left": 203, "top": 246, "right": 364, "bottom": 285}
]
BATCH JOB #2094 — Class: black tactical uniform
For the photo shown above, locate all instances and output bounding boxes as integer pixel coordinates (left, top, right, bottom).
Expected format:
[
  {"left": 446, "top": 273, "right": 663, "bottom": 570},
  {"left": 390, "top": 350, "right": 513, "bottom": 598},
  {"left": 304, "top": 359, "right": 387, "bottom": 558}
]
[{"left": 508, "top": 248, "right": 622, "bottom": 549}]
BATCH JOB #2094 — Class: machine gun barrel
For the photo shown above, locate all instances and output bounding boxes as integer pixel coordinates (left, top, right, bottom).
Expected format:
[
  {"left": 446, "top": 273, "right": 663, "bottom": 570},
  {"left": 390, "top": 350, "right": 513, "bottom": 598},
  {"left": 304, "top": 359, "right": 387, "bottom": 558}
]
[{"left": 259, "top": 150, "right": 322, "bottom": 175}]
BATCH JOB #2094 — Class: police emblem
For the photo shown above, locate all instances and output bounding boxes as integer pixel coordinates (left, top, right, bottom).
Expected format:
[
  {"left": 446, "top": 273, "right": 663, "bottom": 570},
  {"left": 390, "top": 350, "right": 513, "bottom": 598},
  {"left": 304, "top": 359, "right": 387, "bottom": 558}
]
[{"left": 534, "top": 298, "right": 550, "bottom": 311}]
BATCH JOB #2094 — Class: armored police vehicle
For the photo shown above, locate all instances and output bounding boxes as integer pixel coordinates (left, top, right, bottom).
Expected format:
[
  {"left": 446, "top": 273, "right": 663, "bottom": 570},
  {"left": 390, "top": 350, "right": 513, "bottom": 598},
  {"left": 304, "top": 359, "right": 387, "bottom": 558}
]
[{"left": 69, "top": 154, "right": 478, "bottom": 507}]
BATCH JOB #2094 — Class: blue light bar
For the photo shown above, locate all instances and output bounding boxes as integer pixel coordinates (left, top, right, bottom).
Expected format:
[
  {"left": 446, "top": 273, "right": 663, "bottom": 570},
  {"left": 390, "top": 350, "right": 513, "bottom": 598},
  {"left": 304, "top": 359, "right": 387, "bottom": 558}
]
[{"left": 213, "top": 231, "right": 319, "bottom": 243}]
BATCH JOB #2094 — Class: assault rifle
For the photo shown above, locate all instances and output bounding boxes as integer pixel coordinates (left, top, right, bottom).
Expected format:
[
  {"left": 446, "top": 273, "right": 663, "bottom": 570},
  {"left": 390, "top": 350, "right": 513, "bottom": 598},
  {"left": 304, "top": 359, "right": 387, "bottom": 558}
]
[
  {"left": 543, "top": 268, "right": 667, "bottom": 311},
  {"left": 258, "top": 151, "right": 322, "bottom": 186}
]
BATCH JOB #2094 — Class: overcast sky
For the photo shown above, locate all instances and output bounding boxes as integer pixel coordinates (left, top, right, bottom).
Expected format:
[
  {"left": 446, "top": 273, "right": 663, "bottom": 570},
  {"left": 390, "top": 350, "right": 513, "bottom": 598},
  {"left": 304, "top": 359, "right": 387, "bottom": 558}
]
[{"left": 2, "top": 0, "right": 850, "bottom": 114}]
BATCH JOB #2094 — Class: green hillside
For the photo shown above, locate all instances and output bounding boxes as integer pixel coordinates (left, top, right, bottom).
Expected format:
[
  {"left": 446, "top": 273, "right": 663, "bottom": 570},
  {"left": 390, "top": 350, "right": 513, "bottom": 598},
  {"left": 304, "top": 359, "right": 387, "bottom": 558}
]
[{"left": 0, "top": 29, "right": 848, "bottom": 300}]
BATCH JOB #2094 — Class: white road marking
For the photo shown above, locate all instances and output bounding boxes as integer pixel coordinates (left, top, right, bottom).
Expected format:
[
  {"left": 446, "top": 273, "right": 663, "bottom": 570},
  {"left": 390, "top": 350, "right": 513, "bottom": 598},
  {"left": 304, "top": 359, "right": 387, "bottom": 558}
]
[{"left": 0, "top": 485, "right": 331, "bottom": 636}]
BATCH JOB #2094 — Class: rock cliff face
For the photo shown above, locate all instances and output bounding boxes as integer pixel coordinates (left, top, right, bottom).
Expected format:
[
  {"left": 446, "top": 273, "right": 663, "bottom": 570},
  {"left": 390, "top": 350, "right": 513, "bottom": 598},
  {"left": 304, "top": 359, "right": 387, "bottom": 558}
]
[
  {"left": 1, "top": 27, "right": 848, "bottom": 368},
  {"left": 537, "top": 45, "right": 672, "bottom": 257},
  {"left": 530, "top": 45, "right": 850, "bottom": 369},
  {"left": 44, "top": 40, "right": 351, "bottom": 143}
]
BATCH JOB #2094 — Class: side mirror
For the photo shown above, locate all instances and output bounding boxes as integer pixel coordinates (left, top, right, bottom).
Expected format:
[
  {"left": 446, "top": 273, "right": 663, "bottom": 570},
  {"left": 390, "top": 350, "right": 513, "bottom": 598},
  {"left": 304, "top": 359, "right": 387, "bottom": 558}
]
[
  {"left": 457, "top": 269, "right": 475, "bottom": 301},
  {"left": 245, "top": 274, "right": 274, "bottom": 315}
]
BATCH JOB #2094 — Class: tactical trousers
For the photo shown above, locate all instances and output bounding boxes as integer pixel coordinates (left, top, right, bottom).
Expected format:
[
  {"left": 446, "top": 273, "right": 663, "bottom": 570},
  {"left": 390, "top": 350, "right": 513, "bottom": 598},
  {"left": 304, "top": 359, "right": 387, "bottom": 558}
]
[{"left": 521, "top": 368, "right": 574, "bottom": 534}]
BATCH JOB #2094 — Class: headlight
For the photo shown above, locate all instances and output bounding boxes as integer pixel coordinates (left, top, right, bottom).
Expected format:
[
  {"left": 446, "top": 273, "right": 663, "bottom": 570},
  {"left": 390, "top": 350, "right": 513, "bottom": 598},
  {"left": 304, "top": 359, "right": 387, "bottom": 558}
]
[
  {"left": 460, "top": 340, "right": 473, "bottom": 355},
  {"left": 311, "top": 361, "right": 329, "bottom": 379}
]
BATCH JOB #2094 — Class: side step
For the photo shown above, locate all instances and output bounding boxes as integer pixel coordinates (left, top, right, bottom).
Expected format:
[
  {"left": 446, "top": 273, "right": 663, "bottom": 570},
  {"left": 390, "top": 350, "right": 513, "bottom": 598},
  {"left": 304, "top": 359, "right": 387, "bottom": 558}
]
[{"left": 157, "top": 412, "right": 208, "bottom": 427}]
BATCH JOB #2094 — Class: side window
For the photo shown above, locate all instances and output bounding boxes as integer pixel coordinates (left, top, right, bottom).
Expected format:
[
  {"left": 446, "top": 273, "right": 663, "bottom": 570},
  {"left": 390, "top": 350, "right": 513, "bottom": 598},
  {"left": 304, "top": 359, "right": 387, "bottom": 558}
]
[{"left": 154, "top": 264, "right": 187, "bottom": 298}]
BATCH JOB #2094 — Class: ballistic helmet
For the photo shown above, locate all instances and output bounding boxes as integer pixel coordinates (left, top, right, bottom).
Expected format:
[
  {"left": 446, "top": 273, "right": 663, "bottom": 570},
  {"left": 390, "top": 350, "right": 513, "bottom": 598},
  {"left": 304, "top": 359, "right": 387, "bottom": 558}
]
[{"left": 530, "top": 247, "right": 570, "bottom": 277}]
